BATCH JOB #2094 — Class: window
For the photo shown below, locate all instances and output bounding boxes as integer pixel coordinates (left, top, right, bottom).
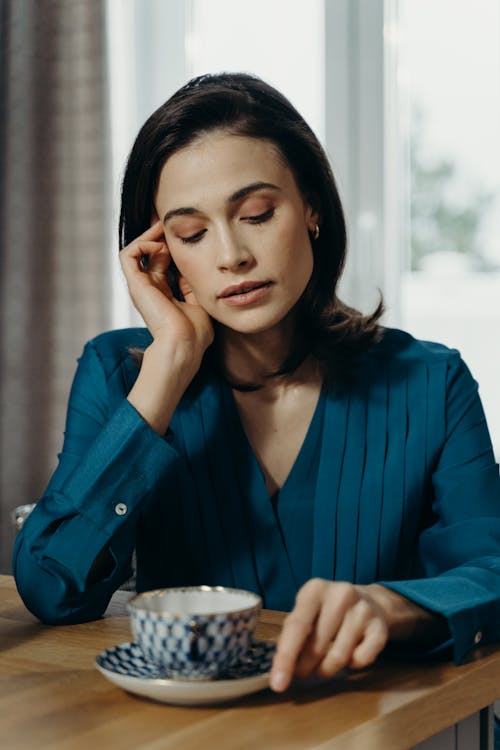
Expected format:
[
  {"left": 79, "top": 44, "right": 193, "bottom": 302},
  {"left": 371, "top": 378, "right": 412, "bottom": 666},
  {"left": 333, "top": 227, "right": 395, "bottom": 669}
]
[
  {"left": 187, "top": 0, "right": 324, "bottom": 141},
  {"left": 398, "top": 0, "right": 500, "bottom": 455}
]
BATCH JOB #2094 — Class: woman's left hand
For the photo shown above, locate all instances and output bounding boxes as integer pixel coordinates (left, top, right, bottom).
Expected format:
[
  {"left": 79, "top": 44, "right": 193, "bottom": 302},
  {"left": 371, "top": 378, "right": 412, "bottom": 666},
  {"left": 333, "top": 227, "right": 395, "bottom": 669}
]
[{"left": 269, "top": 578, "right": 390, "bottom": 692}]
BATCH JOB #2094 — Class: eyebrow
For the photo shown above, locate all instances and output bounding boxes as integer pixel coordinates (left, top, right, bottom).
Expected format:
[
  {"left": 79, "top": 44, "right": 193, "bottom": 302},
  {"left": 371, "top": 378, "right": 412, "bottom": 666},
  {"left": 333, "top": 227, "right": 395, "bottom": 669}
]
[{"left": 162, "top": 181, "right": 281, "bottom": 224}]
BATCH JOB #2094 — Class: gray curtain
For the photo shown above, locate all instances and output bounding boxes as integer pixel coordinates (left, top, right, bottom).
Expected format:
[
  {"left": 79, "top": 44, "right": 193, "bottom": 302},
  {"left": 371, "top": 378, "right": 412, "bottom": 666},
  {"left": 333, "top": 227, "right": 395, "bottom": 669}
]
[{"left": 0, "top": 0, "right": 112, "bottom": 572}]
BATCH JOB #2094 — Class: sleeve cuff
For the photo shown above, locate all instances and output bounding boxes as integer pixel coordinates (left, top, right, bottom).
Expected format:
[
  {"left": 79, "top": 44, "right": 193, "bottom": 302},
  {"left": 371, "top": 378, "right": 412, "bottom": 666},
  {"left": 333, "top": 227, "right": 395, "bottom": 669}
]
[
  {"left": 43, "top": 512, "right": 116, "bottom": 589},
  {"left": 380, "top": 575, "right": 499, "bottom": 664}
]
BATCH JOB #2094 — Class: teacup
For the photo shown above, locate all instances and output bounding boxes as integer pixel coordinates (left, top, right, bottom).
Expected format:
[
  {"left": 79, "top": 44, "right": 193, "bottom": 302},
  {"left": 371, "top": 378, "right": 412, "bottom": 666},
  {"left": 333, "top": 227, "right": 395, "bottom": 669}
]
[{"left": 127, "top": 586, "right": 262, "bottom": 680}]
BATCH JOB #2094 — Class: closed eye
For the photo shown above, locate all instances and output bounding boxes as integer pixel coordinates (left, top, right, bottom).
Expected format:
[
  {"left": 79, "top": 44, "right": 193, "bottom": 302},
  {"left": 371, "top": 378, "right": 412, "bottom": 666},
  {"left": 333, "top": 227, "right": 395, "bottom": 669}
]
[
  {"left": 243, "top": 208, "right": 274, "bottom": 224},
  {"left": 180, "top": 208, "right": 274, "bottom": 244},
  {"left": 181, "top": 229, "right": 207, "bottom": 244}
]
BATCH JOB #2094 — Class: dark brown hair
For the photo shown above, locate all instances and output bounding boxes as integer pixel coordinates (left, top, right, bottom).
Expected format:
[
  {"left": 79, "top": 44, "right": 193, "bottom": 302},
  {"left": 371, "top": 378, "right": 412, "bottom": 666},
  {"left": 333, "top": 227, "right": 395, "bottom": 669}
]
[{"left": 119, "top": 72, "right": 383, "bottom": 387}]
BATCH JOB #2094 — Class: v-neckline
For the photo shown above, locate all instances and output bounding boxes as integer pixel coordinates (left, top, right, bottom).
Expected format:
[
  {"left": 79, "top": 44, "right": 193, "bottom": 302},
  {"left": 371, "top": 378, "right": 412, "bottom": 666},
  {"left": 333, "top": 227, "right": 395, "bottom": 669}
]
[{"left": 226, "top": 381, "right": 325, "bottom": 501}]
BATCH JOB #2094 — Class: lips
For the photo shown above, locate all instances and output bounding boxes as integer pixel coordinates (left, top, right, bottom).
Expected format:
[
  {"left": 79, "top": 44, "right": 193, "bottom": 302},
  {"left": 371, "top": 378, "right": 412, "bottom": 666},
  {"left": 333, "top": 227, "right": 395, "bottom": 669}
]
[{"left": 218, "top": 280, "right": 272, "bottom": 298}]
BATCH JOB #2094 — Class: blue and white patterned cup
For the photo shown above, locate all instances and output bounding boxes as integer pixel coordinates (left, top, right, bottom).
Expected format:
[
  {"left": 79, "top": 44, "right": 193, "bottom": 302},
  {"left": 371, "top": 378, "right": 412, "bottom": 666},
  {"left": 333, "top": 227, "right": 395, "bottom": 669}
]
[{"left": 127, "top": 586, "right": 262, "bottom": 680}]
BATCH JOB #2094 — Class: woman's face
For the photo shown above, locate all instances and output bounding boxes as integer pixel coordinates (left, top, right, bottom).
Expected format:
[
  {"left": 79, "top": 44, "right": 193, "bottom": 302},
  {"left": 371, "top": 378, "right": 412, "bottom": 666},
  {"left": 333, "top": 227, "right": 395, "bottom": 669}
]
[{"left": 154, "top": 131, "right": 318, "bottom": 335}]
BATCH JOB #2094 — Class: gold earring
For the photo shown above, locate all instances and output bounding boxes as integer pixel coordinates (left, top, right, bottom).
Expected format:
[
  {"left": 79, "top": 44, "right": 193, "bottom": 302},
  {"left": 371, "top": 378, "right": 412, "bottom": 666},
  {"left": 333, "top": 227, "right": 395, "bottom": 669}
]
[{"left": 313, "top": 224, "right": 320, "bottom": 240}]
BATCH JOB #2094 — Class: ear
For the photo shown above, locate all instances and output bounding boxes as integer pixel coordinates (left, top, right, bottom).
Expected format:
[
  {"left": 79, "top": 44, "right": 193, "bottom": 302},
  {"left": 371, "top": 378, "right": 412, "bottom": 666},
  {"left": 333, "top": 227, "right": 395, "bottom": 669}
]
[{"left": 306, "top": 206, "right": 320, "bottom": 233}]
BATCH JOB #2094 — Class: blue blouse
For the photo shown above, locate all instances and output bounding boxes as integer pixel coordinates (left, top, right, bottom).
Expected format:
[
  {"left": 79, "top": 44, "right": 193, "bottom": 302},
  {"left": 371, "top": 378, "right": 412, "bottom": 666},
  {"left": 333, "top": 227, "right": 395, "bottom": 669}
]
[{"left": 12, "top": 327, "right": 500, "bottom": 665}]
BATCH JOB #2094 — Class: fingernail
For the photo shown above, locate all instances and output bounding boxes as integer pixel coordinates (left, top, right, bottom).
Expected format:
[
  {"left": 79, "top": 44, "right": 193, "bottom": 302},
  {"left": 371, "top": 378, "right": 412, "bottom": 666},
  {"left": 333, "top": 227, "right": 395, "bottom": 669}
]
[{"left": 270, "top": 670, "right": 289, "bottom": 692}]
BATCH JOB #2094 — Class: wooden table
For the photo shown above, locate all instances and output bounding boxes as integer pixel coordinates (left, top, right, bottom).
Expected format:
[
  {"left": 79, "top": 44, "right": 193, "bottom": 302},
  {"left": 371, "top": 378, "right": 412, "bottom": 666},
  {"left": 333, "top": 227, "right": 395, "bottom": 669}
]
[{"left": 1, "top": 574, "right": 499, "bottom": 749}]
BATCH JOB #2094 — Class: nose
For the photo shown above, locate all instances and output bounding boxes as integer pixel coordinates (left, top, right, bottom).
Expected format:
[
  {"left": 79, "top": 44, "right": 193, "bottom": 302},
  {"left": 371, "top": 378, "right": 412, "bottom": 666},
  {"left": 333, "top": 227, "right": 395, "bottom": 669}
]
[{"left": 216, "top": 228, "right": 255, "bottom": 272}]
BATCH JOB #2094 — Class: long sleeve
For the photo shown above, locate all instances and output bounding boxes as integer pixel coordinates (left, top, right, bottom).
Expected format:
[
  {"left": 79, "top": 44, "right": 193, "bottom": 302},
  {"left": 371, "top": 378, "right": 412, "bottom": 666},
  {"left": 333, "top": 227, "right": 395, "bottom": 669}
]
[
  {"left": 12, "top": 336, "right": 179, "bottom": 624},
  {"left": 381, "top": 350, "right": 500, "bottom": 663}
]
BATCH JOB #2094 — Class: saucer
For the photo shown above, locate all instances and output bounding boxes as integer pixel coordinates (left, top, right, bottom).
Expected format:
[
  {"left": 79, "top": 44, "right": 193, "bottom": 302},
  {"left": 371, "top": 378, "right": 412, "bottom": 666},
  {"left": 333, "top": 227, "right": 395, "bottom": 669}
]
[{"left": 95, "top": 640, "right": 275, "bottom": 706}]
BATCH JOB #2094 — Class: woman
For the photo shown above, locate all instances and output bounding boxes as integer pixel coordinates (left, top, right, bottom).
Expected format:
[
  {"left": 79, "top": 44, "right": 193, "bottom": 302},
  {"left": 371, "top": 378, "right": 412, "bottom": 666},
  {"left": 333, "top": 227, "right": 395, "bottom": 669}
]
[{"left": 13, "top": 73, "right": 500, "bottom": 694}]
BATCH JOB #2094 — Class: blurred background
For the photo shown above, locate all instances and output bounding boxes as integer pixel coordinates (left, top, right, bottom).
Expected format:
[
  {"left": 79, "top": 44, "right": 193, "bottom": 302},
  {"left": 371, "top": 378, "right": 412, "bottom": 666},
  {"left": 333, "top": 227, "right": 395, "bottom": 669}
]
[{"left": 1, "top": 0, "right": 499, "bottom": 573}]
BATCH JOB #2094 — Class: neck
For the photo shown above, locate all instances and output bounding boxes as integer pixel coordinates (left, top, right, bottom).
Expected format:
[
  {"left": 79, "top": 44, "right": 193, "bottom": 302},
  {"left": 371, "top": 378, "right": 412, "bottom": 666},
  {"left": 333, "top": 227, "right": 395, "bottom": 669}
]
[{"left": 216, "top": 312, "right": 309, "bottom": 391}]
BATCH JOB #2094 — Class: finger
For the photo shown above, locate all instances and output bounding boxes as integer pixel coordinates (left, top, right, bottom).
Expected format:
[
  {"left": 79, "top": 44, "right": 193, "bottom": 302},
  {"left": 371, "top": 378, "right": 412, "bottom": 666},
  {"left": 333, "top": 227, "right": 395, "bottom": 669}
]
[
  {"left": 270, "top": 614, "right": 316, "bottom": 691},
  {"left": 120, "top": 239, "right": 165, "bottom": 260},
  {"left": 139, "top": 219, "right": 165, "bottom": 240},
  {"left": 270, "top": 579, "right": 325, "bottom": 692},
  {"left": 291, "top": 632, "right": 324, "bottom": 680},
  {"left": 146, "top": 245, "right": 171, "bottom": 275},
  {"left": 121, "top": 259, "right": 173, "bottom": 310},
  {"left": 120, "top": 241, "right": 168, "bottom": 279},
  {"left": 182, "top": 288, "right": 201, "bottom": 306},
  {"left": 315, "top": 601, "right": 376, "bottom": 678},
  {"left": 349, "top": 618, "right": 388, "bottom": 669},
  {"left": 293, "top": 584, "right": 356, "bottom": 679},
  {"left": 313, "top": 583, "right": 358, "bottom": 651},
  {"left": 178, "top": 275, "right": 200, "bottom": 306}
]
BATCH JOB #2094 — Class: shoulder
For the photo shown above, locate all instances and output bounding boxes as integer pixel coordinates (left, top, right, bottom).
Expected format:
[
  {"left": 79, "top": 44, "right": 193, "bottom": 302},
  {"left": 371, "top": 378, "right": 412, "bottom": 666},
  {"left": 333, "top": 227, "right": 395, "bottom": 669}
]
[
  {"left": 368, "top": 327, "right": 461, "bottom": 366},
  {"left": 359, "top": 328, "right": 472, "bottom": 400},
  {"left": 360, "top": 329, "right": 481, "bottom": 440}
]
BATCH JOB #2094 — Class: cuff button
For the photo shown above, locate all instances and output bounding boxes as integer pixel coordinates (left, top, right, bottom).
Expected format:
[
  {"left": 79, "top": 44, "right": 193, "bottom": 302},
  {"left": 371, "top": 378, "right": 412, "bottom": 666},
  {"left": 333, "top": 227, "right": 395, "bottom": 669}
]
[
  {"left": 114, "top": 502, "right": 128, "bottom": 516},
  {"left": 474, "top": 631, "right": 483, "bottom": 645}
]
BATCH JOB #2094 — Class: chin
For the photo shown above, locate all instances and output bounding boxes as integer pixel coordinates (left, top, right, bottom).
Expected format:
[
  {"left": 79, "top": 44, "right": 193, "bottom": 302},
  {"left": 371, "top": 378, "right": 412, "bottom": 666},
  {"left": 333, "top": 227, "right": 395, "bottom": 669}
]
[{"left": 215, "top": 308, "right": 296, "bottom": 336}]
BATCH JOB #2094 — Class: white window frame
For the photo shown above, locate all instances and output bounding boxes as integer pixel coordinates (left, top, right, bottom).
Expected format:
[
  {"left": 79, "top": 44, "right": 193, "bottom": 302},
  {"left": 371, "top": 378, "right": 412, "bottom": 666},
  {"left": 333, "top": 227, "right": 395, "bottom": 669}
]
[{"left": 324, "top": 0, "right": 403, "bottom": 325}]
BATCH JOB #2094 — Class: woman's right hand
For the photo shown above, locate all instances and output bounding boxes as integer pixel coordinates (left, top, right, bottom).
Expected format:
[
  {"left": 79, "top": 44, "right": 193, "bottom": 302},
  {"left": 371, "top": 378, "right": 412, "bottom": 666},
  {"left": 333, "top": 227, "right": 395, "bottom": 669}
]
[{"left": 120, "top": 220, "right": 214, "bottom": 361}]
